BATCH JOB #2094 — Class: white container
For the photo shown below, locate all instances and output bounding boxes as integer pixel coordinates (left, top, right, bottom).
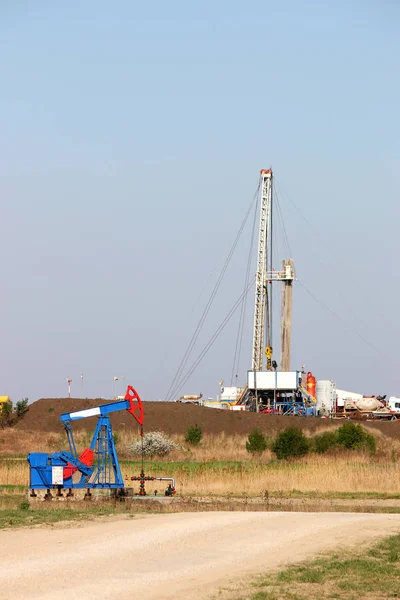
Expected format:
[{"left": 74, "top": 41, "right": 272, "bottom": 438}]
[
  {"left": 336, "top": 389, "right": 363, "bottom": 402},
  {"left": 247, "top": 371, "right": 299, "bottom": 390},
  {"left": 316, "top": 380, "right": 336, "bottom": 414},
  {"left": 388, "top": 397, "right": 400, "bottom": 412},
  {"left": 203, "top": 402, "right": 229, "bottom": 410},
  {"left": 220, "top": 386, "right": 244, "bottom": 402}
]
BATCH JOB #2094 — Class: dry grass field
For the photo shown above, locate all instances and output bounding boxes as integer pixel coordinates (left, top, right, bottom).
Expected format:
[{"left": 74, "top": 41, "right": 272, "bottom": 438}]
[{"left": 2, "top": 427, "right": 400, "bottom": 498}]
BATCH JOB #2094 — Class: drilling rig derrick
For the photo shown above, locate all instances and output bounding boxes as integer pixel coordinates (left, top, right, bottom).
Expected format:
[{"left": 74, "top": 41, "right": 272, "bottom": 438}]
[
  {"left": 252, "top": 169, "right": 273, "bottom": 373},
  {"left": 242, "top": 168, "right": 299, "bottom": 413}
]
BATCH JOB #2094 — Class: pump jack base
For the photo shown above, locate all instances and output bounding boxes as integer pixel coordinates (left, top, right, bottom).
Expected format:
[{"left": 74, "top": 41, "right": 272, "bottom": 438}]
[
  {"left": 27, "top": 488, "right": 178, "bottom": 505},
  {"left": 27, "top": 488, "right": 118, "bottom": 504}
]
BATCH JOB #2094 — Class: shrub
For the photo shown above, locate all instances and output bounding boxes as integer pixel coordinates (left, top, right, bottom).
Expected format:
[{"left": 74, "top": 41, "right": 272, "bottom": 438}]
[
  {"left": 131, "top": 431, "right": 179, "bottom": 458},
  {"left": 313, "top": 430, "right": 338, "bottom": 454},
  {"left": 272, "top": 427, "right": 310, "bottom": 460},
  {"left": 337, "top": 422, "right": 376, "bottom": 454},
  {"left": 246, "top": 428, "right": 268, "bottom": 455},
  {"left": 0, "top": 400, "right": 13, "bottom": 428},
  {"left": 337, "top": 422, "right": 364, "bottom": 449},
  {"left": 15, "top": 398, "right": 29, "bottom": 419},
  {"left": 364, "top": 433, "right": 376, "bottom": 455},
  {"left": 0, "top": 398, "right": 29, "bottom": 428},
  {"left": 185, "top": 424, "right": 203, "bottom": 446}
]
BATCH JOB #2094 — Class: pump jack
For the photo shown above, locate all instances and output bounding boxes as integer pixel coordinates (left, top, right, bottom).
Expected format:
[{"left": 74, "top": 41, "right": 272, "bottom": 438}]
[{"left": 27, "top": 386, "right": 144, "bottom": 499}]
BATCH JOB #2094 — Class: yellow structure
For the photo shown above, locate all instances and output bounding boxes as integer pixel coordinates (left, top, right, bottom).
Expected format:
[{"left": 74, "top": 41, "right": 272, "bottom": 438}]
[{"left": 0, "top": 396, "right": 10, "bottom": 411}]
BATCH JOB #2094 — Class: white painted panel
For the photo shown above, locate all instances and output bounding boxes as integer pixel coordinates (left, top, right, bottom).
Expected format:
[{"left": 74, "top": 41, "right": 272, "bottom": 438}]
[
  {"left": 277, "top": 372, "right": 298, "bottom": 389},
  {"left": 262, "top": 372, "right": 276, "bottom": 388},
  {"left": 248, "top": 371, "right": 255, "bottom": 388},
  {"left": 220, "top": 386, "right": 243, "bottom": 401},
  {"left": 336, "top": 389, "right": 363, "bottom": 401},
  {"left": 69, "top": 407, "right": 101, "bottom": 420},
  {"left": 52, "top": 466, "right": 64, "bottom": 485},
  {"left": 316, "top": 380, "right": 336, "bottom": 411},
  {"left": 248, "top": 371, "right": 298, "bottom": 390}
]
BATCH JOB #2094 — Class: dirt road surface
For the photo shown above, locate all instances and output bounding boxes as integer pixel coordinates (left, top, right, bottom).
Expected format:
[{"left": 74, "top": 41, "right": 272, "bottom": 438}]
[{"left": 2, "top": 512, "right": 400, "bottom": 599}]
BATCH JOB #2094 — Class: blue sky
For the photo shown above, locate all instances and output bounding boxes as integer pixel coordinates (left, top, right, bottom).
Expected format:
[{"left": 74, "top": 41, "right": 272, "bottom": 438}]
[{"left": 1, "top": 1, "right": 399, "bottom": 401}]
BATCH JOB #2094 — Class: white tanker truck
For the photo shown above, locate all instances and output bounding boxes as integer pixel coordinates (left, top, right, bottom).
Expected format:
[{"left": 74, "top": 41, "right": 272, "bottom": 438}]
[{"left": 343, "top": 396, "right": 399, "bottom": 420}]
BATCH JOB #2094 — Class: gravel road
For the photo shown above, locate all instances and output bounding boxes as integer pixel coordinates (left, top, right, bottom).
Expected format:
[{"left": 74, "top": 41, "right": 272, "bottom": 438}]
[{"left": 2, "top": 512, "right": 400, "bottom": 599}]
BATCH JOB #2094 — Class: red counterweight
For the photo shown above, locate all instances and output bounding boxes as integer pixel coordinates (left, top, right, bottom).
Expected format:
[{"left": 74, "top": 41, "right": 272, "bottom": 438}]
[{"left": 125, "top": 385, "right": 144, "bottom": 432}]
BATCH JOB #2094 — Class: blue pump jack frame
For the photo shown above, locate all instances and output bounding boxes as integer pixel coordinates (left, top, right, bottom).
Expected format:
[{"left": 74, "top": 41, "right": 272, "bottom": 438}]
[
  {"left": 28, "top": 392, "right": 145, "bottom": 492},
  {"left": 28, "top": 415, "right": 124, "bottom": 491},
  {"left": 64, "top": 415, "right": 124, "bottom": 488}
]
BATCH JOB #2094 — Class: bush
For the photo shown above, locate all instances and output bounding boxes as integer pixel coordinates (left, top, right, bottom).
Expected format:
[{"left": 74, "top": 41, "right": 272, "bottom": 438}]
[
  {"left": 337, "top": 421, "right": 376, "bottom": 454},
  {"left": 185, "top": 424, "right": 203, "bottom": 446},
  {"left": 337, "top": 422, "right": 364, "bottom": 449},
  {"left": 246, "top": 428, "right": 268, "bottom": 455},
  {"left": 0, "top": 398, "right": 29, "bottom": 428},
  {"left": 272, "top": 427, "right": 310, "bottom": 460},
  {"left": 364, "top": 433, "right": 376, "bottom": 455},
  {"left": 0, "top": 400, "right": 13, "bottom": 428},
  {"left": 313, "top": 430, "right": 338, "bottom": 454},
  {"left": 15, "top": 398, "right": 29, "bottom": 419},
  {"left": 131, "top": 431, "right": 179, "bottom": 458}
]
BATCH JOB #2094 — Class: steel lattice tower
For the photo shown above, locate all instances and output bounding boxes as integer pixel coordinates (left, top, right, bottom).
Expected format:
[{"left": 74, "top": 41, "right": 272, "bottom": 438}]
[{"left": 252, "top": 169, "right": 272, "bottom": 372}]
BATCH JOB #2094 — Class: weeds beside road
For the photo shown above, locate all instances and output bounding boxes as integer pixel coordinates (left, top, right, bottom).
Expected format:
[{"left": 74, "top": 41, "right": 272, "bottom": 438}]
[
  {"left": 2, "top": 482, "right": 400, "bottom": 531},
  {"left": 233, "top": 534, "right": 400, "bottom": 600}
]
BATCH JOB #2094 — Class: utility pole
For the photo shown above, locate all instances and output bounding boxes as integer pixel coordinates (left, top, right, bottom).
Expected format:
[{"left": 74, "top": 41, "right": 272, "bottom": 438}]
[{"left": 113, "top": 377, "right": 119, "bottom": 398}]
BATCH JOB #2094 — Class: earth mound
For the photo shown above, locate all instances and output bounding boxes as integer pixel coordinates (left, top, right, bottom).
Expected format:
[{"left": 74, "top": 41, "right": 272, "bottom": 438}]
[{"left": 15, "top": 398, "right": 400, "bottom": 438}]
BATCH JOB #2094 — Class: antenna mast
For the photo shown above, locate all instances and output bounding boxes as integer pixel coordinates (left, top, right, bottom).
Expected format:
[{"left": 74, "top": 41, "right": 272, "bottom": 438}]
[{"left": 252, "top": 169, "right": 272, "bottom": 372}]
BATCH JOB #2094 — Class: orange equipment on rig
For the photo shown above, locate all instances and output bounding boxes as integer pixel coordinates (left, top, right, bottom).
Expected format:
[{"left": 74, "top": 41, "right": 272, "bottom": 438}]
[{"left": 306, "top": 372, "right": 316, "bottom": 399}]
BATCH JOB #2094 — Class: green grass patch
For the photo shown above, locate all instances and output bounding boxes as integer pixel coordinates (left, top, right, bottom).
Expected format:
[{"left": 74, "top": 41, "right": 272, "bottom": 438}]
[
  {"left": 0, "top": 485, "right": 138, "bottom": 530},
  {"left": 0, "top": 505, "right": 119, "bottom": 529},
  {"left": 119, "top": 460, "right": 309, "bottom": 476},
  {"left": 120, "top": 460, "right": 251, "bottom": 476},
  {"left": 236, "top": 534, "right": 400, "bottom": 599},
  {"left": 0, "top": 455, "right": 28, "bottom": 460},
  {"left": 0, "top": 484, "right": 26, "bottom": 492},
  {"left": 283, "top": 489, "right": 400, "bottom": 500}
]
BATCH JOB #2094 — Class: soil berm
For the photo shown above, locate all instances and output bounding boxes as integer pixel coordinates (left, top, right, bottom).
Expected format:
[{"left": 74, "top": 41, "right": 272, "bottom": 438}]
[{"left": 16, "top": 398, "right": 400, "bottom": 438}]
